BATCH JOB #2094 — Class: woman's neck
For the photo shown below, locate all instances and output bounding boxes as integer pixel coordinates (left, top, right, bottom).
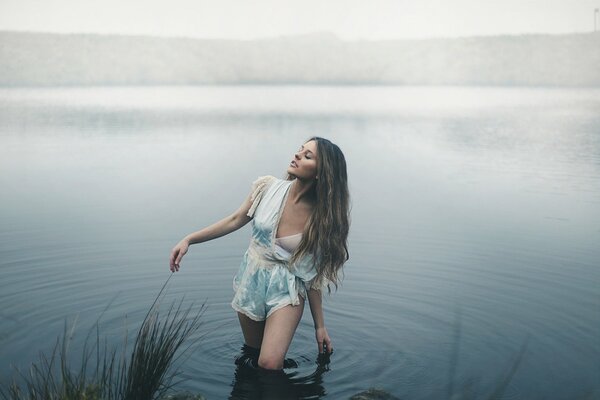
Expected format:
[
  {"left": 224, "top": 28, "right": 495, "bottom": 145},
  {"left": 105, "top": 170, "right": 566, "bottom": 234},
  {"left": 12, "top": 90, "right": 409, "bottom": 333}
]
[{"left": 289, "top": 178, "right": 316, "bottom": 204}]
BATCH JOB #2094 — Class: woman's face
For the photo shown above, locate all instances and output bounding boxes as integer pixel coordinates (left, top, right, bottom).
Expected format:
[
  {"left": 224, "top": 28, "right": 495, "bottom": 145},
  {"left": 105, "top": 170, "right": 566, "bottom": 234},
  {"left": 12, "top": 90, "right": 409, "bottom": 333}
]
[{"left": 287, "top": 140, "right": 318, "bottom": 180}]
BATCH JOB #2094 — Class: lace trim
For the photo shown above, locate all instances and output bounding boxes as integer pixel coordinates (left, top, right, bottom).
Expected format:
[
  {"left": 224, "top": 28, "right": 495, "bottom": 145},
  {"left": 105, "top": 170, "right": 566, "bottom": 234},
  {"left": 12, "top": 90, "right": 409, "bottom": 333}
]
[{"left": 246, "top": 175, "right": 277, "bottom": 218}]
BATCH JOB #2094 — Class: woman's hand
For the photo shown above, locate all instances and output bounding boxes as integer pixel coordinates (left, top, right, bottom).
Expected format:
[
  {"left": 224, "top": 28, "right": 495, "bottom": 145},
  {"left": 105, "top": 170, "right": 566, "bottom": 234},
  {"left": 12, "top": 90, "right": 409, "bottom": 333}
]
[
  {"left": 315, "top": 327, "right": 333, "bottom": 354},
  {"left": 169, "top": 239, "right": 189, "bottom": 272}
]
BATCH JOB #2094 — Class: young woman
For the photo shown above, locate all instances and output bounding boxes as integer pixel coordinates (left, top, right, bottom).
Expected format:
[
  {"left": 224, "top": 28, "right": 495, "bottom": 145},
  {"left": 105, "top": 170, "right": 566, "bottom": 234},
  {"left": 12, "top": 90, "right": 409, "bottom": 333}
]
[{"left": 169, "top": 137, "right": 350, "bottom": 370}]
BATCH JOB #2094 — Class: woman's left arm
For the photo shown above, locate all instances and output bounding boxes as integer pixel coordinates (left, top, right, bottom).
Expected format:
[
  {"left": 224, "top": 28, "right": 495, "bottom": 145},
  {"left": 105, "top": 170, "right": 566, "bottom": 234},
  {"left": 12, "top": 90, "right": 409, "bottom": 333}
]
[{"left": 307, "top": 288, "right": 333, "bottom": 354}]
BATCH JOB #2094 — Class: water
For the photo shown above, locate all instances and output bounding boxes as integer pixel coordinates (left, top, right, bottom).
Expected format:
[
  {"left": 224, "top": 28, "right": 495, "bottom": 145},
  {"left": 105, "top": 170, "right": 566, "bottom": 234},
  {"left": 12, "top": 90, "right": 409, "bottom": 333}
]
[{"left": 0, "top": 86, "right": 599, "bottom": 399}]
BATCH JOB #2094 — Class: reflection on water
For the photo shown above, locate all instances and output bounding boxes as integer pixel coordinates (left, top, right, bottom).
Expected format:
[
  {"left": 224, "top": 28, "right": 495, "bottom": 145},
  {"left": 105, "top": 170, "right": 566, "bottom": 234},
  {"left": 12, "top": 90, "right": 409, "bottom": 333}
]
[{"left": 0, "top": 86, "right": 599, "bottom": 399}]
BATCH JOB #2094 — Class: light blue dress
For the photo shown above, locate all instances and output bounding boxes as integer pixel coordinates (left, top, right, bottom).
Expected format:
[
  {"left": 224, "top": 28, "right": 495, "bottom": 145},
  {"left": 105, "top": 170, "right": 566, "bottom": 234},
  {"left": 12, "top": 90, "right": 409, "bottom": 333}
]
[{"left": 231, "top": 176, "right": 320, "bottom": 321}]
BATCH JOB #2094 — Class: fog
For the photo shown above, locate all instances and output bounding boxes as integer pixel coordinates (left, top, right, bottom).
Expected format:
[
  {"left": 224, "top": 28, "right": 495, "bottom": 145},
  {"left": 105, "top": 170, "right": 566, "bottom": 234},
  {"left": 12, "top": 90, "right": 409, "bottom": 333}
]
[
  {"left": 1, "top": 31, "right": 599, "bottom": 87},
  {"left": 0, "top": 0, "right": 598, "bottom": 40}
]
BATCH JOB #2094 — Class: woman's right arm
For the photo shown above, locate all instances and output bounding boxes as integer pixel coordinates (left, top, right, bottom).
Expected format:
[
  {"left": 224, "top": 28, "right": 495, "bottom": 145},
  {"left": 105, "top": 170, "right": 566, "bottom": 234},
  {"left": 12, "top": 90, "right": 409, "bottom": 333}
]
[{"left": 169, "top": 191, "right": 254, "bottom": 272}]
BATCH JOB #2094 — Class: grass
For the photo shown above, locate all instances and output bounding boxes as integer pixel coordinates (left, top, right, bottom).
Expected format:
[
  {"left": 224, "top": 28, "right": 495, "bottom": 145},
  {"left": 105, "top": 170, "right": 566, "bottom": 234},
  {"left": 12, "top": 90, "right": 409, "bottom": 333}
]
[{"left": 0, "top": 274, "right": 205, "bottom": 400}]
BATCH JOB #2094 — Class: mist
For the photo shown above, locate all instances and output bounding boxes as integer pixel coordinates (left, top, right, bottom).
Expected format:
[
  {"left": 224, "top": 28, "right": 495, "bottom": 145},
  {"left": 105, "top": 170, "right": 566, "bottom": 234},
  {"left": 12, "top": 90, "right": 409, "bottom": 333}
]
[{"left": 1, "top": 30, "right": 599, "bottom": 87}]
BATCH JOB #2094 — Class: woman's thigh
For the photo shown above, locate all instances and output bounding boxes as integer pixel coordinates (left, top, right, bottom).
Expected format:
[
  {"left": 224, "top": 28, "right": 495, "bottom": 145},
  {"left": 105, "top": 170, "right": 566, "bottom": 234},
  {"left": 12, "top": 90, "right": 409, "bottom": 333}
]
[
  {"left": 237, "top": 312, "right": 265, "bottom": 349},
  {"left": 258, "top": 300, "right": 305, "bottom": 369}
]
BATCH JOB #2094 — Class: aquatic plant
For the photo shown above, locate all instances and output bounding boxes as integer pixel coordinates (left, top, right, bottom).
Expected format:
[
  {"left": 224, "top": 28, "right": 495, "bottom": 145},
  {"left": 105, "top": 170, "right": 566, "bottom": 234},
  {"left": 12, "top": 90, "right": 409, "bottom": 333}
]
[{"left": 0, "top": 275, "right": 205, "bottom": 400}]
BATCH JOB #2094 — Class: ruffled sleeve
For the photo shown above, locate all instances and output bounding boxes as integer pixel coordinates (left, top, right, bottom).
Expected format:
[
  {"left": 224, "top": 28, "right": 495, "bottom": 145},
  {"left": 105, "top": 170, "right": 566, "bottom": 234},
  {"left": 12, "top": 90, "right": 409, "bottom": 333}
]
[{"left": 246, "top": 175, "right": 277, "bottom": 218}]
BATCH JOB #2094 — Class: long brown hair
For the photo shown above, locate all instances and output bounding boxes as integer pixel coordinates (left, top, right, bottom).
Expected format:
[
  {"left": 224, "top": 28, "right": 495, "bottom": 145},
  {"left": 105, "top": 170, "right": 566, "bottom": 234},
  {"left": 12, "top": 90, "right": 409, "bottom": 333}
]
[{"left": 288, "top": 137, "right": 350, "bottom": 292}]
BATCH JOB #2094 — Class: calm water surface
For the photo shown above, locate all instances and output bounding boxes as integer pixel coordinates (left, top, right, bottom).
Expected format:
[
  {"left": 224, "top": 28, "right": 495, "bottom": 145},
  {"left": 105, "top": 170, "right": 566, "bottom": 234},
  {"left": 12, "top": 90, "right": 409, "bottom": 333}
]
[{"left": 0, "top": 86, "right": 599, "bottom": 399}]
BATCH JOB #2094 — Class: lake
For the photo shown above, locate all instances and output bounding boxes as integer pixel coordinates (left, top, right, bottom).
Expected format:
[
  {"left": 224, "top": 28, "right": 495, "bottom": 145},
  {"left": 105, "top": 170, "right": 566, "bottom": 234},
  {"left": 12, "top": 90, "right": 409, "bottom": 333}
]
[{"left": 0, "top": 85, "right": 599, "bottom": 399}]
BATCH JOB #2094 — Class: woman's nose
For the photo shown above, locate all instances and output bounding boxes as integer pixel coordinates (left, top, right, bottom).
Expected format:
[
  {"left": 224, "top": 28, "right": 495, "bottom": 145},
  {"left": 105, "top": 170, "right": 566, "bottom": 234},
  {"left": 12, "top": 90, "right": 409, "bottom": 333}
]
[{"left": 294, "top": 152, "right": 301, "bottom": 159}]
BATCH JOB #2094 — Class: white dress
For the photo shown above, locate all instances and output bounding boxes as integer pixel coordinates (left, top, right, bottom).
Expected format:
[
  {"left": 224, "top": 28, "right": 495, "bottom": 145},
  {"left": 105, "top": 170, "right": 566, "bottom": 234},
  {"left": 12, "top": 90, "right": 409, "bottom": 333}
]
[{"left": 231, "top": 176, "right": 321, "bottom": 321}]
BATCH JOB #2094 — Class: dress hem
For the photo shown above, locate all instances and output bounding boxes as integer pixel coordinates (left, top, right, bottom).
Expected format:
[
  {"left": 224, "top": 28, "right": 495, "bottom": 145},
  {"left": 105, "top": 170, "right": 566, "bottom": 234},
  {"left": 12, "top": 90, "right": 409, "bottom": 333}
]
[
  {"left": 266, "top": 297, "right": 302, "bottom": 319},
  {"left": 231, "top": 302, "right": 265, "bottom": 322},
  {"left": 231, "top": 297, "right": 304, "bottom": 322}
]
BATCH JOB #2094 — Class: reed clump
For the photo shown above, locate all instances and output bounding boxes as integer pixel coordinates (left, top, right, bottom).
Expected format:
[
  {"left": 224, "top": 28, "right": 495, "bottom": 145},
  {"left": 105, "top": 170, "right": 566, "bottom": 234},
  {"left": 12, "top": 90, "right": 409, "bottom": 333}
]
[{"left": 1, "top": 277, "right": 205, "bottom": 400}]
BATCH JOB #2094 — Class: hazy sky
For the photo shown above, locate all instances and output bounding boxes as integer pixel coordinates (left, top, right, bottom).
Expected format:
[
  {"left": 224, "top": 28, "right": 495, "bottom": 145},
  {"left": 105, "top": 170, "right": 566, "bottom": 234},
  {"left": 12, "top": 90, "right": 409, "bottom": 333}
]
[{"left": 1, "top": 0, "right": 598, "bottom": 40}]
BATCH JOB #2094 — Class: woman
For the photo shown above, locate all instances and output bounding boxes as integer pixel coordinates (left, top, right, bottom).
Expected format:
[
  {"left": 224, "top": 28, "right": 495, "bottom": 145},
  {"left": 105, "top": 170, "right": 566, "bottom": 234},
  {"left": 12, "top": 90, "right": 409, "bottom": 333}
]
[{"left": 169, "top": 137, "right": 349, "bottom": 370}]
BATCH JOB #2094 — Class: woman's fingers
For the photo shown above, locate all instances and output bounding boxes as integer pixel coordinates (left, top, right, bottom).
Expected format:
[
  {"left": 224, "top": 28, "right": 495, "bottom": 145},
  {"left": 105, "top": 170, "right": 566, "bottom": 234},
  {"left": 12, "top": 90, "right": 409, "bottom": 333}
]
[
  {"left": 316, "top": 328, "right": 333, "bottom": 354},
  {"left": 169, "top": 240, "right": 190, "bottom": 272},
  {"left": 321, "top": 337, "right": 332, "bottom": 354},
  {"left": 325, "top": 336, "right": 333, "bottom": 354},
  {"left": 175, "top": 247, "right": 186, "bottom": 267},
  {"left": 169, "top": 247, "right": 183, "bottom": 272},
  {"left": 318, "top": 339, "right": 333, "bottom": 354},
  {"left": 169, "top": 250, "right": 177, "bottom": 271}
]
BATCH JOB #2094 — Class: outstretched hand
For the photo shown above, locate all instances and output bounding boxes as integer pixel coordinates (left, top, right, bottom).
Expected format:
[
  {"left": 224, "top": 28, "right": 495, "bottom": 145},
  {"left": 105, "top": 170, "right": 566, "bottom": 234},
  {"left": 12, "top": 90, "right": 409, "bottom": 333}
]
[
  {"left": 169, "top": 240, "right": 189, "bottom": 272},
  {"left": 316, "top": 327, "right": 333, "bottom": 355}
]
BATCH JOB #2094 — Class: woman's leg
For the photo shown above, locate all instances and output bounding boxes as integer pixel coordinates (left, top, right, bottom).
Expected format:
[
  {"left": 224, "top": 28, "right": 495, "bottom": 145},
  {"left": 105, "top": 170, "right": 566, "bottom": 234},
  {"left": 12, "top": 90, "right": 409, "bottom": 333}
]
[
  {"left": 258, "top": 300, "right": 305, "bottom": 370},
  {"left": 237, "top": 312, "right": 265, "bottom": 349}
]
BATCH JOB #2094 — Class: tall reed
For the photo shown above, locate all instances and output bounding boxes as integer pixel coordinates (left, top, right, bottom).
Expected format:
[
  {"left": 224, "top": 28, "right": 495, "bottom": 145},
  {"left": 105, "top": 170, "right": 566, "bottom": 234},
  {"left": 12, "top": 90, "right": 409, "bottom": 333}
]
[{"left": 1, "top": 274, "right": 205, "bottom": 400}]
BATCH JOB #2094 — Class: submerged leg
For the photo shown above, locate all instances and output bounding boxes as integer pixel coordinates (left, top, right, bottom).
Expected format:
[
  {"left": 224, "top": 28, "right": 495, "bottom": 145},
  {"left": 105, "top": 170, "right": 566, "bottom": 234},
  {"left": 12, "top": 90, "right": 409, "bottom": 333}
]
[{"left": 258, "top": 300, "right": 305, "bottom": 370}]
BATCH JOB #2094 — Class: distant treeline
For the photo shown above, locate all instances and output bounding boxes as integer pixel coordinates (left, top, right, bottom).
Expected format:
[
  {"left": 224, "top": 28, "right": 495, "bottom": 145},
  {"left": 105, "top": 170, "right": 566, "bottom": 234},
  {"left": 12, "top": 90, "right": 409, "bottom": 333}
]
[{"left": 1, "top": 30, "right": 599, "bottom": 87}]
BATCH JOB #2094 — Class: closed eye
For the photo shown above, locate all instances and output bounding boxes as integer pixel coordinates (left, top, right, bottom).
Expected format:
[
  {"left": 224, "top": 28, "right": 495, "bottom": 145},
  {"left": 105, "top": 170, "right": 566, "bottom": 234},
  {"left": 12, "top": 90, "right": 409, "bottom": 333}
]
[{"left": 298, "top": 144, "right": 314, "bottom": 159}]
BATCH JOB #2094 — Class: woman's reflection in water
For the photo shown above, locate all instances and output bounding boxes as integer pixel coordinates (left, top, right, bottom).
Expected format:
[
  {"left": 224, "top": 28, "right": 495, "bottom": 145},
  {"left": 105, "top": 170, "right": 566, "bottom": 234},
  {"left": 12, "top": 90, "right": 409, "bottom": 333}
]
[{"left": 229, "top": 344, "right": 331, "bottom": 400}]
